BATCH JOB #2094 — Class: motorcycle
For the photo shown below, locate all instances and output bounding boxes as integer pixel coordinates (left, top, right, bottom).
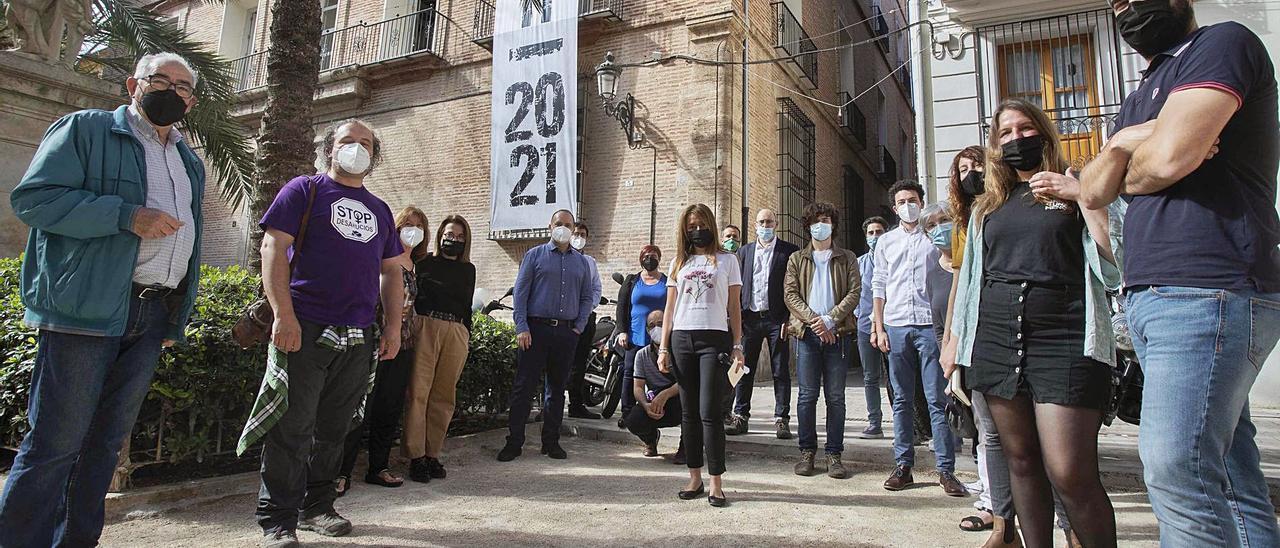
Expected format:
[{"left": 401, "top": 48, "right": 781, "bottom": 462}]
[
  {"left": 582, "top": 273, "right": 627, "bottom": 418},
  {"left": 480, "top": 286, "right": 515, "bottom": 317},
  {"left": 1104, "top": 296, "right": 1143, "bottom": 427}
]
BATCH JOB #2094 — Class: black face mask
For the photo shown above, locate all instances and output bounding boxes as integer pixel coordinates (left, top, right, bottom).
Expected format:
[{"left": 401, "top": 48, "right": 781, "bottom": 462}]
[
  {"left": 440, "top": 239, "right": 465, "bottom": 257},
  {"left": 687, "top": 228, "right": 713, "bottom": 248},
  {"left": 640, "top": 257, "right": 659, "bottom": 272},
  {"left": 139, "top": 89, "right": 188, "bottom": 127},
  {"left": 960, "top": 170, "right": 986, "bottom": 197},
  {"left": 1001, "top": 136, "right": 1045, "bottom": 172},
  {"left": 1117, "top": 0, "right": 1192, "bottom": 58}
]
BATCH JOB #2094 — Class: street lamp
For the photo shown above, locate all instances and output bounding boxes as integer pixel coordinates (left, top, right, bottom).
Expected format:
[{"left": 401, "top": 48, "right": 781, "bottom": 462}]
[
  {"left": 594, "top": 51, "right": 655, "bottom": 243},
  {"left": 595, "top": 52, "right": 644, "bottom": 149}
]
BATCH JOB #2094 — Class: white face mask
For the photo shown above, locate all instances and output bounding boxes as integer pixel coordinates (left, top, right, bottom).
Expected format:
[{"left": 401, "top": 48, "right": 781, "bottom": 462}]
[
  {"left": 897, "top": 202, "right": 922, "bottom": 224},
  {"left": 334, "top": 142, "right": 372, "bottom": 175},
  {"left": 649, "top": 326, "right": 663, "bottom": 345},
  {"left": 551, "top": 225, "right": 573, "bottom": 244},
  {"left": 570, "top": 236, "right": 587, "bottom": 251},
  {"left": 399, "top": 226, "right": 424, "bottom": 248}
]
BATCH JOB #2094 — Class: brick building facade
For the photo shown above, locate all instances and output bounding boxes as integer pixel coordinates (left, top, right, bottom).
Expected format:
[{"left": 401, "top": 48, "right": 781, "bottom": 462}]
[{"left": 158, "top": 0, "right": 917, "bottom": 297}]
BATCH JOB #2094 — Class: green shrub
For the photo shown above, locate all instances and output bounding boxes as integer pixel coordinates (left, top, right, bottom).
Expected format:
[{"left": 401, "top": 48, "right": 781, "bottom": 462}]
[
  {"left": 0, "top": 259, "right": 520, "bottom": 468},
  {"left": 456, "top": 313, "right": 517, "bottom": 415},
  {"left": 0, "top": 256, "right": 37, "bottom": 448}
]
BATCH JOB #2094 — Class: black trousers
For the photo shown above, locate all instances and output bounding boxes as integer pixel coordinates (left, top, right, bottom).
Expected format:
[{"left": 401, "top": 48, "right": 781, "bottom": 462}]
[
  {"left": 731, "top": 312, "right": 791, "bottom": 420},
  {"left": 566, "top": 312, "right": 596, "bottom": 408},
  {"left": 508, "top": 321, "right": 579, "bottom": 446},
  {"left": 256, "top": 320, "right": 371, "bottom": 533},
  {"left": 339, "top": 348, "right": 414, "bottom": 478},
  {"left": 672, "top": 330, "right": 731, "bottom": 476},
  {"left": 625, "top": 394, "right": 682, "bottom": 445}
]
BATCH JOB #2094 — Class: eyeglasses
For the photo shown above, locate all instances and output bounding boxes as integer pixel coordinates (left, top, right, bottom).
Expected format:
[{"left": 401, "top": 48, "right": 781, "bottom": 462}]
[{"left": 142, "top": 74, "right": 195, "bottom": 99}]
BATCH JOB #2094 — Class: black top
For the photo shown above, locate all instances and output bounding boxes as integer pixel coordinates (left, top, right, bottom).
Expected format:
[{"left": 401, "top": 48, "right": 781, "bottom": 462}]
[
  {"left": 1113, "top": 23, "right": 1280, "bottom": 291},
  {"left": 983, "top": 182, "right": 1085, "bottom": 286},
  {"left": 414, "top": 254, "right": 477, "bottom": 330}
]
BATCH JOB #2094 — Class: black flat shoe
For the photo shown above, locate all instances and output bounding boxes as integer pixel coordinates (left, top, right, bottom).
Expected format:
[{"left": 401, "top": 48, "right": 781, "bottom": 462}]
[
  {"left": 677, "top": 483, "right": 705, "bottom": 500},
  {"left": 708, "top": 494, "right": 728, "bottom": 507}
]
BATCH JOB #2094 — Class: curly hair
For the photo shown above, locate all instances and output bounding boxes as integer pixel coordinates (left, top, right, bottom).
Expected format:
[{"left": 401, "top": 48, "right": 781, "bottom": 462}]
[
  {"left": 888, "top": 180, "right": 925, "bottom": 203},
  {"left": 801, "top": 201, "right": 840, "bottom": 236},
  {"left": 320, "top": 119, "right": 384, "bottom": 173},
  {"left": 948, "top": 145, "right": 985, "bottom": 233}
]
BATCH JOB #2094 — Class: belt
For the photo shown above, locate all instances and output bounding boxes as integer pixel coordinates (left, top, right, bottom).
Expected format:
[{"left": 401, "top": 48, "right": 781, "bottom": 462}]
[
  {"left": 133, "top": 283, "right": 176, "bottom": 300},
  {"left": 422, "top": 310, "right": 464, "bottom": 324},
  {"left": 530, "top": 317, "right": 573, "bottom": 328},
  {"left": 744, "top": 309, "right": 773, "bottom": 320}
]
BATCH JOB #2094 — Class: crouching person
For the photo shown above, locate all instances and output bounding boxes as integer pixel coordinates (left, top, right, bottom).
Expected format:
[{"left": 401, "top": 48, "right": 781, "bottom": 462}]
[{"left": 625, "top": 310, "right": 686, "bottom": 463}]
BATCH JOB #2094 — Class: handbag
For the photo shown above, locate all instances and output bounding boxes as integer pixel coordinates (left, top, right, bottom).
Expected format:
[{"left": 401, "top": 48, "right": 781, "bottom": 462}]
[{"left": 231, "top": 177, "right": 319, "bottom": 349}]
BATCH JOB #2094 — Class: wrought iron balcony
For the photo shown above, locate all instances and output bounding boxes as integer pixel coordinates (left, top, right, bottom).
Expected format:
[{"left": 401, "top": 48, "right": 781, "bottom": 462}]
[
  {"left": 229, "top": 8, "right": 446, "bottom": 92},
  {"left": 838, "top": 92, "right": 867, "bottom": 150},
  {"left": 771, "top": 1, "right": 817, "bottom": 89},
  {"left": 472, "top": 0, "right": 625, "bottom": 50},
  {"left": 877, "top": 145, "right": 897, "bottom": 184}
]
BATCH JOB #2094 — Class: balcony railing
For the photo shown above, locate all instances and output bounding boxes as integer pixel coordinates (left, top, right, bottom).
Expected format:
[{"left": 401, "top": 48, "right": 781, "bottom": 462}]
[
  {"left": 838, "top": 92, "right": 867, "bottom": 150},
  {"left": 472, "top": 0, "right": 624, "bottom": 48},
  {"left": 877, "top": 146, "right": 897, "bottom": 184},
  {"left": 229, "top": 8, "right": 446, "bottom": 92},
  {"left": 771, "top": 1, "right": 817, "bottom": 89},
  {"left": 870, "top": 4, "right": 889, "bottom": 55}
]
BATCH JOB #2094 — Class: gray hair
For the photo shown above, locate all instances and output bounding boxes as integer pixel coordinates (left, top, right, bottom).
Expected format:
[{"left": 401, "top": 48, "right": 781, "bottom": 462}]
[
  {"left": 320, "top": 119, "right": 384, "bottom": 172},
  {"left": 133, "top": 53, "right": 197, "bottom": 85}
]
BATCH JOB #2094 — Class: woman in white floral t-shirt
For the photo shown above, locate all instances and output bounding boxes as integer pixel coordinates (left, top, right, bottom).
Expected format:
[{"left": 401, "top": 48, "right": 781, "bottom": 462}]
[{"left": 657, "top": 203, "right": 746, "bottom": 508}]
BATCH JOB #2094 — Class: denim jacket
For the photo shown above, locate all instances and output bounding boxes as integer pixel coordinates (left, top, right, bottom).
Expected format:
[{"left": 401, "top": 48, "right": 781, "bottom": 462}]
[{"left": 952, "top": 200, "right": 1126, "bottom": 367}]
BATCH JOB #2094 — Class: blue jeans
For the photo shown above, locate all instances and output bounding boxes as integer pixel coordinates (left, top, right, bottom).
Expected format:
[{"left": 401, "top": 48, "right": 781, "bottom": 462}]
[
  {"left": 796, "top": 332, "right": 849, "bottom": 454},
  {"left": 1127, "top": 286, "right": 1280, "bottom": 548},
  {"left": 0, "top": 296, "right": 169, "bottom": 548},
  {"left": 856, "top": 329, "right": 885, "bottom": 427},
  {"left": 885, "top": 325, "right": 955, "bottom": 472}
]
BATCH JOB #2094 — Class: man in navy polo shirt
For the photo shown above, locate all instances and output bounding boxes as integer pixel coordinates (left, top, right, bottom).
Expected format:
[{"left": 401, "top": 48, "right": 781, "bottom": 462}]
[{"left": 1081, "top": 1, "right": 1280, "bottom": 546}]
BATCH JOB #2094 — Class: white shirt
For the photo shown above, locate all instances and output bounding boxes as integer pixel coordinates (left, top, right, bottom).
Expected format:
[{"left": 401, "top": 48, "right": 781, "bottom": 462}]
[
  {"left": 669, "top": 253, "right": 743, "bottom": 332},
  {"left": 751, "top": 239, "right": 776, "bottom": 312},
  {"left": 809, "top": 249, "right": 837, "bottom": 329},
  {"left": 872, "top": 223, "right": 938, "bottom": 328},
  {"left": 126, "top": 105, "right": 196, "bottom": 288}
]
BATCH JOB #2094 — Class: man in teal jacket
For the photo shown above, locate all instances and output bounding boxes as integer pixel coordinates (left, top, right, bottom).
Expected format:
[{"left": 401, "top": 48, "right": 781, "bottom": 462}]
[{"left": 0, "top": 52, "right": 205, "bottom": 548}]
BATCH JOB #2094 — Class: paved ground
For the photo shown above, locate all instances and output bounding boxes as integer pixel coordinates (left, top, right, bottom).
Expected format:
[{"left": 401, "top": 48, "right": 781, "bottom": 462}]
[
  {"left": 95, "top": 377, "right": 1277, "bottom": 547},
  {"left": 99, "top": 427, "right": 1163, "bottom": 548}
]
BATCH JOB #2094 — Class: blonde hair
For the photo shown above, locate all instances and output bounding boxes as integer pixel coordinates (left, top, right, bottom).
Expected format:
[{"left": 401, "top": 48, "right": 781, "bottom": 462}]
[
  {"left": 435, "top": 214, "right": 472, "bottom": 263},
  {"left": 669, "top": 203, "right": 719, "bottom": 277},
  {"left": 973, "top": 99, "right": 1071, "bottom": 221},
  {"left": 394, "top": 206, "right": 430, "bottom": 262}
]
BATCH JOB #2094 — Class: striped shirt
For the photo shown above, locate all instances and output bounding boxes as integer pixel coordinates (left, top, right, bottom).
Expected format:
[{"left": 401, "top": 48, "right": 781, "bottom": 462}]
[{"left": 126, "top": 106, "right": 196, "bottom": 288}]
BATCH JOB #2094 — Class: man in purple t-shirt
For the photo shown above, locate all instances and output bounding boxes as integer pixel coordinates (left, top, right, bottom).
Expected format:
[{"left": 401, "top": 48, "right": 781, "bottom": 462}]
[{"left": 254, "top": 119, "right": 404, "bottom": 547}]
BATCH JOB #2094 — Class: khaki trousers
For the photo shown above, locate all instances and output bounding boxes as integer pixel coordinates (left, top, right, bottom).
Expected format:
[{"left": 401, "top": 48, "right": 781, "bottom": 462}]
[{"left": 401, "top": 316, "right": 469, "bottom": 459}]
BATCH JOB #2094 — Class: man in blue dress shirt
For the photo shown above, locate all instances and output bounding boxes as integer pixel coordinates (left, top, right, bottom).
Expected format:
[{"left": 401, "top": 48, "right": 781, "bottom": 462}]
[{"left": 498, "top": 209, "right": 596, "bottom": 461}]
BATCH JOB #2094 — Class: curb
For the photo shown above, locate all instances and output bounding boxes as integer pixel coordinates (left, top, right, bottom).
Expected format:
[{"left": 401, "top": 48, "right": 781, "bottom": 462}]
[{"left": 104, "top": 471, "right": 259, "bottom": 523}]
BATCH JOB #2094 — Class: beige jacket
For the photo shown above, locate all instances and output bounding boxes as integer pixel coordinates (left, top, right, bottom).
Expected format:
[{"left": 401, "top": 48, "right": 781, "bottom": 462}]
[{"left": 783, "top": 246, "right": 862, "bottom": 338}]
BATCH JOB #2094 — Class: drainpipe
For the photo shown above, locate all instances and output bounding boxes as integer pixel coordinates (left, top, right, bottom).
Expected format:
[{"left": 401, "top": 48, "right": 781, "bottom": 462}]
[
  {"left": 909, "top": 0, "right": 935, "bottom": 198},
  {"left": 741, "top": 0, "right": 749, "bottom": 230}
]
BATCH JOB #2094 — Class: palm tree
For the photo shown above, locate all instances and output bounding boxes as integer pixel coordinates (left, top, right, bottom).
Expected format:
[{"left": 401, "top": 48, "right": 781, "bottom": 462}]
[
  {"left": 247, "top": 0, "right": 323, "bottom": 270},
  {"left": 79, "top": 0, "right": 257, "bottom": 212}
]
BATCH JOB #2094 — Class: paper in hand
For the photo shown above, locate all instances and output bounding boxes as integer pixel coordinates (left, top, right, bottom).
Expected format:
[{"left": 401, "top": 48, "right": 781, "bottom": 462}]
[{"left": 728, "top": 365, "right": 750, "bottom": 388}]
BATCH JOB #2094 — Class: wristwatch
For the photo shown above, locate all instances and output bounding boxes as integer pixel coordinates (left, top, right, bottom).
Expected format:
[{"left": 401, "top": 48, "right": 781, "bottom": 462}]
[
  {"left": 658, "top": 347, "right": 669, "bottom": 355},
  {"left": 732, "top": 344, "right": 744, "bottom": 351}
]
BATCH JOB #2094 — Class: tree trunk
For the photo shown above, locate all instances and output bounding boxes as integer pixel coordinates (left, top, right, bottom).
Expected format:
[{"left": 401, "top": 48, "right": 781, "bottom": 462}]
[
  {"left": 248, "top": 0, "right": 324, "bottom": 273},
  {"left": 109, "top": 437, "right": 132, "bottom": 493}
]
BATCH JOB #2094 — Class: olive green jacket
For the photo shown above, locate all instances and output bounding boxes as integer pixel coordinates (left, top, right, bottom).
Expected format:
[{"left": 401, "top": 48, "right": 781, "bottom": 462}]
[{"left": 783, "top": 246, "right": 862, "bottom": 338}]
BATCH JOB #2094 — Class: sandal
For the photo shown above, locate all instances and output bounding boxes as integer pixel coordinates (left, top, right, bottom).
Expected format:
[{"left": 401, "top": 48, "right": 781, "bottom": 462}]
[
  {"left": 960, "top": 511, "right": 994, "bottom": 532},
  {"left": 334, "top": 476, "right": 350, "bottom": 497},
  {"left": 364, "top": 468, "right": 404, "bottom": 488}
]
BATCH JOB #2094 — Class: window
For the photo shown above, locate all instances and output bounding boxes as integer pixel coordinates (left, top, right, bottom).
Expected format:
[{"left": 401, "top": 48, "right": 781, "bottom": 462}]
[
  {"left": 242, "top": 10, "right": 257, "bottom": 56},
  {"left": 777, "top": 98, "right": 816, "bottom": 244},
  {"left": 842, "top": 166, "right": 866, "bottom": 252},
  {"left": 977, "top": 9, "right": 1126, "bottom": 170},
  {"left": 319, "top": 0, "right": 340, "bottom": 69},
  {"left": 412, "top": 0, "right": 437, "bottom": 52}
]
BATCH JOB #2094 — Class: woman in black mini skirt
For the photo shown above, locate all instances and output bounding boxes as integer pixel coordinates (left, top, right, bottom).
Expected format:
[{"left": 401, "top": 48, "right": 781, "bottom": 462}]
[{"left": 954, "top": 98, "right": 1120, "bottom": 548}]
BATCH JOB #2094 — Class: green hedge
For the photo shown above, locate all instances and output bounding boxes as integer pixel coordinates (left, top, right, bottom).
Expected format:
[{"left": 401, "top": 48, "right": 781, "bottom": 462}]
[{"left": 0, "top": 257, "right": 516, "bottom": 468}]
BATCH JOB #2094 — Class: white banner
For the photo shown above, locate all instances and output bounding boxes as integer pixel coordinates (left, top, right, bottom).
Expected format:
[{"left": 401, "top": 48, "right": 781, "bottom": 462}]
[{"left": 489, "top": 0, "right": 578, "bottom": 233}]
